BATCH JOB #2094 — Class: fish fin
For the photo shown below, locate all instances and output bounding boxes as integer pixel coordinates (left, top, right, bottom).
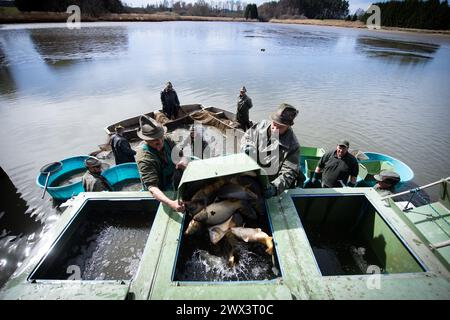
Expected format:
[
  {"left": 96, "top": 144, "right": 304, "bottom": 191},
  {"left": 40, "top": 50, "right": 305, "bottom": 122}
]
[
  {"left": 265, "top": 236, "right": 274, "bottom": 255},
  {"left": 209, "top": 227, "right": 225, "bottom": 244}
]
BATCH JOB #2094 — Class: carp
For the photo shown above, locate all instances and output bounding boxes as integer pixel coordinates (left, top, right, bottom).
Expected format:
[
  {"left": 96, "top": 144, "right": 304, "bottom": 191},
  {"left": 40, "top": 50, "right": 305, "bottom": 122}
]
[
  {"left": 216, "top": 183, "right": 258, "bottom": 201},
  {"left": 207, "top": 213, "right": 243, "bottom": 244},
  {"left": 230, "top": 227, "right": 274, "bottom": 255},
  {"left": 184, "top": 219, "right": 203, "bottom": 236},
  {"left": 193, "top": 200, "right": 256, "bottom": 226},
  {"left": 190, "top": 179, "right": 227, "bottom": 205},
  {"left": 185, "top": 182, "right": 257, "bottom": 216}
]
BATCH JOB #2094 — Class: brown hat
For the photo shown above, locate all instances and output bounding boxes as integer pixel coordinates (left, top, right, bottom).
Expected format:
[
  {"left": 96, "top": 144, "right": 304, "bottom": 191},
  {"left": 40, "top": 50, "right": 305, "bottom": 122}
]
[
  {"left": 84, "top": 157, "right": 102, "bottom": 169},
  {"left": 374, "top": 170, "right": 400, "bottom": 185},
  {"left": 271, "top": 103, "right": 298, "bottom": 126},
  {"left": 137, "top": 115, "right": 167, "bottom": 141}
]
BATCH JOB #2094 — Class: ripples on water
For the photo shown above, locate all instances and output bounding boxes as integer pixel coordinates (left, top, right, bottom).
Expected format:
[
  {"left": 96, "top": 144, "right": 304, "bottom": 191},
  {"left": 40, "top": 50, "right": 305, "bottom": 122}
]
[{"left": 0, "top": 21, "right": 449, "bottom": 288}]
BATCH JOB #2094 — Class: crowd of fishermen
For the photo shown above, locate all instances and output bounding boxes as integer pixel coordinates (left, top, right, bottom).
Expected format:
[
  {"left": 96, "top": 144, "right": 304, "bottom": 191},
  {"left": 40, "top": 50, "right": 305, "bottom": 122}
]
[{"left": 81, "top": 81, "right": 401, "bottom": 207}]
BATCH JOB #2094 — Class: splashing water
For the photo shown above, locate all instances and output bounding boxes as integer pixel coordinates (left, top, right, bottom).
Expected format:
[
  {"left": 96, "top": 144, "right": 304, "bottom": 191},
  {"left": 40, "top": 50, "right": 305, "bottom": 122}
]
[{"left": 177, "top": 242, "right": 277, "bottom": 282}]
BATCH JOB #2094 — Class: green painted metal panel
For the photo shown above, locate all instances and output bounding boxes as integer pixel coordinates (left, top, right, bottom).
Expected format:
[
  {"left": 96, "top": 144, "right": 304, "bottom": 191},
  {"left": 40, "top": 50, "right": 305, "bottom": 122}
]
[
  {"left": 300, "top": 146, "right": 326, "bottom": 158},
  {"left": 0, "top": 281, "right": 131, "bottom": 300},
  {"left": 358, "top": 209, "right": 424, "bottom": 273},
  {"left": 2, "top": 185, "right": 450, "bottom": 300},
  {"left": 177, "top": 153, "right": 269, "bottom": 199}
]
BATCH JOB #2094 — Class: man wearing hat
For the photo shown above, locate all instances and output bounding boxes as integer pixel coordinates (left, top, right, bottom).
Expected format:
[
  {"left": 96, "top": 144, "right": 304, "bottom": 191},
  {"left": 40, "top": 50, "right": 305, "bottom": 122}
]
[
  {"left": 135, "top": 115, "right": 186, "bottom": 212},
  {"left": 160, "top": 81, "right": 180, "bottom": 120},
  {"left": 374, "top": 170, "right": 400, "bottom": 197},
  {"left": 82, "top": 157, "right": 113, "bottom": 192},
  {"left": 312, "top": 140, "right": 359, "bottom": 188},
  {"left": 236, "top": 86, "right": 253, "bottom": 131},
  {"left": 241, "top": 103, "right": 303, "bottom": 198},
  {"left": 110, "top": 125, "right": 136, "bottom": 165}
]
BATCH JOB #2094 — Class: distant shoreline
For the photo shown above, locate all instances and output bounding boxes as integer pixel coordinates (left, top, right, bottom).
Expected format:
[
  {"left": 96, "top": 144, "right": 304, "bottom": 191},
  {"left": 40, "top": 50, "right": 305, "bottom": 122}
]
[
  {"left": 0, "top": 11, "right": 255, "bottom": 24},
  {"left": 270, "top": 18, "right": 450, "bottom": 35},
  {"left": 1, "top": 11, "right": 449, "bottom": 35}
]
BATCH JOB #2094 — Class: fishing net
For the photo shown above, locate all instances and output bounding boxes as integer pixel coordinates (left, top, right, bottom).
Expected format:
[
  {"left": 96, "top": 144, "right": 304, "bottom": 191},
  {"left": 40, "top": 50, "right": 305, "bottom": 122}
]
[
  {"left": 154, "top": 111, "right": 170, "bottom": 125},
  {"left": 189, "top": 110, "right": 239, "bottom": 134}
]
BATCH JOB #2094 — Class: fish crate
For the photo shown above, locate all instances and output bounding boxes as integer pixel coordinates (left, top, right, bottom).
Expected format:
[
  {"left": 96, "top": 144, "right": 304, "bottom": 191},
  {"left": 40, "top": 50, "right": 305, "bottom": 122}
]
[
  {"left": 291, "top": 194, "right": 425, "bottom": 276},
  {"left": 173, "top": 154, "right": 282, "bottom": 282},
  {"left": 29, "top": 199, "right": 158, "bottom": 282}
]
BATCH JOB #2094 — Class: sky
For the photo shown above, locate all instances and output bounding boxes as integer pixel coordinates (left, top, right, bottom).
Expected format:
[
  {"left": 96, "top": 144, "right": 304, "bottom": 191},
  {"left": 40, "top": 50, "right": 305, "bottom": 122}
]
[{"left": 124, "top": 0, "right": 376, "bottom": 14}]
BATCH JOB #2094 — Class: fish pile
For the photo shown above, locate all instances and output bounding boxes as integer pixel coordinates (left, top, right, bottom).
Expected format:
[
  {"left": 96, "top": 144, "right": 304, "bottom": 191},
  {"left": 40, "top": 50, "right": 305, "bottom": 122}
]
[{"left": 183, "top": 171, "right": 273, "bottom": 267}]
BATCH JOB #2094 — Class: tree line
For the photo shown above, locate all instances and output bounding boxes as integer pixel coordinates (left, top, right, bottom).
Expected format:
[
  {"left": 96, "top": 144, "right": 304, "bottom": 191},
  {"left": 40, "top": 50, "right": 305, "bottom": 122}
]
[
  {"left": 125, "top": 0, "right": 248, "bottom": 17},
  {"left": 258, "top": 0, "right": 349, "bottom": 21},
  {"left": 360, "top": 0, "right": 450, "bottom": 30},
  {"left": 14, "top": 0, "right": 125, "bottom": 16},
  {"left": 244, "top": 4, "right": 258, "bottom": 19}
]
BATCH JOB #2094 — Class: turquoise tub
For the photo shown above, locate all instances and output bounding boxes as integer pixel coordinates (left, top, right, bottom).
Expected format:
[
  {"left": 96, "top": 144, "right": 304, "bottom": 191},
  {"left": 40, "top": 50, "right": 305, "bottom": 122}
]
[{"left": 37, "top": 157, "right": 141, "bottom": 201}]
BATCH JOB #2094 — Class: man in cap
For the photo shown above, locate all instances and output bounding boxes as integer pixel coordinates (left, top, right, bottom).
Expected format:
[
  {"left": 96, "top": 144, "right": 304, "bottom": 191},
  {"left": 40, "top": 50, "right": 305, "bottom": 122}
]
[
  {"left": 160, "top": 81, "right": 180, "bottom": 120},
  {"left": 110, "top": 125, "right": 136, "bottom": 165},
  {"left": 236, "top": 86, "right": 253, "bottom": 131},
  {"left": 135, "top": 115, "right": 187, "bottom": 212},
  {"left": 241, "top": 103, "right": 303, "bottom": 198},
  {"left": 374, "top": 170, "right": 400, "bottom": 197},
  {"left": 312, "top": 140, "right": 359, "bottom": 188},
  {"left": 82, "top": 157, "right": 113, "bottom": 192}
]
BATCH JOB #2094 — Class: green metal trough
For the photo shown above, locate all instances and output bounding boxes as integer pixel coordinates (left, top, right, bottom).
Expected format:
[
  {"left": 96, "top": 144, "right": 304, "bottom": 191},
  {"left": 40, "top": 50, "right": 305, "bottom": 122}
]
[{"left": 1, "top": 155, "right": 449, "bottom": 300}]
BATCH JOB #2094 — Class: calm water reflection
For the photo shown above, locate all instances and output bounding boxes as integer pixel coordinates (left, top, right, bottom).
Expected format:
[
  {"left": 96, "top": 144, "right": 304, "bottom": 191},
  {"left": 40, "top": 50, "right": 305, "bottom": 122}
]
[
  {"left": 0, "top": 21, "right": 449, "bottom": 288},
  {"left": 356, "top": 36, "right": 440, "bottom": 64}
]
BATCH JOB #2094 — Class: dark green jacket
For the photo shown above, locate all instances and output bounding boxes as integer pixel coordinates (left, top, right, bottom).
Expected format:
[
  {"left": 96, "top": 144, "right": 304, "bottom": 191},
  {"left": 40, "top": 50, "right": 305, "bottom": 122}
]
[
  {"left": 241, "top": 120, "right": 301, "bottom": 195},
  {"left": 136, "top": 137, "right": 179, "bottom": 191},
  {"left": 82, "top": 171, "right": 113, "bottom": 192}
]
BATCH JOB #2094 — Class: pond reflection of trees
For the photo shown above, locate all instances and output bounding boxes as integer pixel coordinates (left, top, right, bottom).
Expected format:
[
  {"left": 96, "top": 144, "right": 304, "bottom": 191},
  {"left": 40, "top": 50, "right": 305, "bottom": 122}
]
[
  {"left": 355, "top": 36, "right": 440, "bottom": 65},
  {"left": 29, "top": 27, "right": 128, "bottom": 66},
  {"left": 0, "top": 45, "right": 17, "bottom": 94}
]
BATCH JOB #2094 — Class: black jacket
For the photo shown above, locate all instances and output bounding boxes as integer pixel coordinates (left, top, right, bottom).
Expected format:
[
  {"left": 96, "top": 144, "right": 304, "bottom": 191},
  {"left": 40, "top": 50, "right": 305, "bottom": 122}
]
[
  {"left": 160, "top": 89, "right": 180, "bottom": 116},
  {"left": 110, "top": 133, "right": 136, "bottom": 165}
]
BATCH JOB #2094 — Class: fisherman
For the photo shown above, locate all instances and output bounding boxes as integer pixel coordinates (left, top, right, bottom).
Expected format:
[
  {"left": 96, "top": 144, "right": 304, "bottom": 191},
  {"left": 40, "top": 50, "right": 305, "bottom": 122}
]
[
  {"left": 82, "top": 157, "right": 113, "bottom": 192},
  {"left": 236, "top": 86, "right": 253, "bottom": 131},
  {"left": 179, "top": 123, "right": 211, "bottom": 160},
  {"left": 373, "top": 170, "right": 400, "bottom": 197},
  {"left": 135, "top": 115, "right": 187, "bottom": 212},
  {"left": 160, "top": 81, "right": 180, "bottom": 120},
  {"left": 241, "top": 103, "right": 303, "bottom": 198},
  {"left": 110, "top": 125, "right": 136, "bottom": 165},
  {"left": 311, "top": 140, "right": 359, "bottom": 188}
]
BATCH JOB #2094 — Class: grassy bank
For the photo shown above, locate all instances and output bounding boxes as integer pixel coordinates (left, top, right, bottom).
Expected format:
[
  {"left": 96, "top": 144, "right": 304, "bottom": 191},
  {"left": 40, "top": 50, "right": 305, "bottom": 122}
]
[
  {"left": 269, "top": 18, "right": 450, "bottom": 35},
  {"left": 0, "top": 10, "right": 254, "bottom": 23},
  {"left": 1, "top": 10, "right": 448, "bottom": 35}
]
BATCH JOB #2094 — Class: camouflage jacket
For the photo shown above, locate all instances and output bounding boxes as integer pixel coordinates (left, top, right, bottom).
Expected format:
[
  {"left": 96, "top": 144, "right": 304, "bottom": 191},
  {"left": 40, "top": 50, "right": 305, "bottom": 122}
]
[
  {"left": 82, "top": 171, "right": 113, "bottom": 192},
  {"left": 241, "top": 120, "right": 301, "bottom": 195},
  {"left": 136, "top": 137, "right": 179, "bottom": 191}
]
